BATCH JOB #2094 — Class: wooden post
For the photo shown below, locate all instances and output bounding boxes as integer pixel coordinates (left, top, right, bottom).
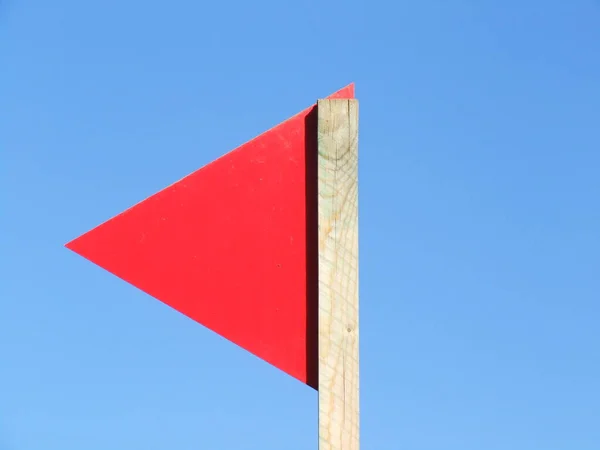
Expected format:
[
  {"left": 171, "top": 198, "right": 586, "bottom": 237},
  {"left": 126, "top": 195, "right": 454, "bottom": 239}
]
[{"left": 317, "top": 99, "right": 360, "bottom": 450}]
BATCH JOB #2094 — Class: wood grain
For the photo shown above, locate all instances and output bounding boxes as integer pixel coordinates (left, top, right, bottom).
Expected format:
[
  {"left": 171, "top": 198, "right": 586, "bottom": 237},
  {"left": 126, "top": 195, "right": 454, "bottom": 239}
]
[{"left": 317, "top": 99, "right": 359, "bottom": 450}]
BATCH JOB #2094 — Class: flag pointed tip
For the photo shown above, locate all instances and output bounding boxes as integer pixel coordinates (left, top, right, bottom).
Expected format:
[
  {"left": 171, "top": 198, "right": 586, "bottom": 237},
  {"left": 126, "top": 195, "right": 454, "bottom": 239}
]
[{"left": 328, "top": 83, "right": 355, "bottom": 99}]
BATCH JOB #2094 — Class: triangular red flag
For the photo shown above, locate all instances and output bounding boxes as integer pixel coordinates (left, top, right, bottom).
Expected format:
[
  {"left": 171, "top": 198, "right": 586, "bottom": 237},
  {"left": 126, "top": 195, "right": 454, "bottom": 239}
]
[{"left": 66, "top": 84, "right": 355, "bottom": 389}]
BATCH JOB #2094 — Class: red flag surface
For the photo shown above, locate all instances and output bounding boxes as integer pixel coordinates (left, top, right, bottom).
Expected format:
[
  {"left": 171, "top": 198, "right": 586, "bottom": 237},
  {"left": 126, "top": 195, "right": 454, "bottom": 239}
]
[{"left": 66, "top": 84, "right": 355, "bottom": 389}]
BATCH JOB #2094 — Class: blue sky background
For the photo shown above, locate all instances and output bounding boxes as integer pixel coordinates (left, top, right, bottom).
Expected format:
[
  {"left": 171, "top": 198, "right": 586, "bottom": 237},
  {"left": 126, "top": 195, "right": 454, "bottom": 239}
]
[{"left": 2, "top": 1, "right": 599, "bottom": 449}]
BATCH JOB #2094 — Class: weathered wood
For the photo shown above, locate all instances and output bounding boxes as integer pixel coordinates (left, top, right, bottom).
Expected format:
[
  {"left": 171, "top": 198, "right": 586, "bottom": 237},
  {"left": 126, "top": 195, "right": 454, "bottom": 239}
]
[{"left": 317, "top": 99, "right": 359, "bottom": 450}]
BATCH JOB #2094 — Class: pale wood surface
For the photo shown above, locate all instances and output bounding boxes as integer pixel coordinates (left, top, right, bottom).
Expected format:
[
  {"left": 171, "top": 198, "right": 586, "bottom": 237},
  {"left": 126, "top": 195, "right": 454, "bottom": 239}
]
[{"left": 317, "top": 99, "right": 360, "bottom": 450}]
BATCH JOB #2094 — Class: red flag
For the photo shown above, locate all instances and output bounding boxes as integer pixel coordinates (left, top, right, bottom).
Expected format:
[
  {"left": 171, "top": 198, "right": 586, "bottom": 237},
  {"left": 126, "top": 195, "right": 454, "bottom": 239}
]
[{"left": 66, "top": 84, "right": 355, "bottom": 388}]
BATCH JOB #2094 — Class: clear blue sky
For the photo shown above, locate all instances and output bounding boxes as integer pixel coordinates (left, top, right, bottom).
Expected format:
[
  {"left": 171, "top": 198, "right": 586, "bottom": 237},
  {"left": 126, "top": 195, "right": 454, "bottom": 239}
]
[{"left": 1, "top": 1, "right": 599, "bottom": 449}]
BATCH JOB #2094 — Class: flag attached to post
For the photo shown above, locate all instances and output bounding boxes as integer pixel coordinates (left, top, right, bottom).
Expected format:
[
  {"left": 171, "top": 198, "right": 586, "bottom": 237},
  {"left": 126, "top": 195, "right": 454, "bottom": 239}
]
[{"left": 66, "top": 84, "right": 355, "bottom": 389}]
